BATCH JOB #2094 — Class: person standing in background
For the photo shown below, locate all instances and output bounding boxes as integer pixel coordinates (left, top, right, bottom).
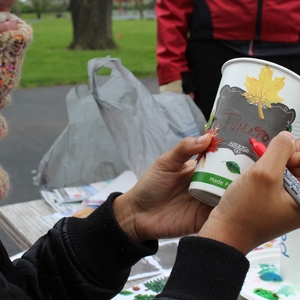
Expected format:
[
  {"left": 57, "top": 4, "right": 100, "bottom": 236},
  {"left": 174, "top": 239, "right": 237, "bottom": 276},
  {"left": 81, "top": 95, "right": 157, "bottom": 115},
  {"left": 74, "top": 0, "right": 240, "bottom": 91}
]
[{"left": 156, "top": 0, "right": 300, "bottom": 120}]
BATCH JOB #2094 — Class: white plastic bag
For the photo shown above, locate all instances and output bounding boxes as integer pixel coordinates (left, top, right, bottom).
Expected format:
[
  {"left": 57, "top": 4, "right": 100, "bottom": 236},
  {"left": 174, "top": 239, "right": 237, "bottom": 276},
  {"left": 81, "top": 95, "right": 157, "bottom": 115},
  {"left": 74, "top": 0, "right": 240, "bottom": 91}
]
[
  {"left": 36, "top": 84, "right": 128, "bottom": 188},
  {"left": 36, "top": 56, "right": 207, "bottom": 188},
  {"left": 89, "top": 56, "right": 206, "bottom": 178}
]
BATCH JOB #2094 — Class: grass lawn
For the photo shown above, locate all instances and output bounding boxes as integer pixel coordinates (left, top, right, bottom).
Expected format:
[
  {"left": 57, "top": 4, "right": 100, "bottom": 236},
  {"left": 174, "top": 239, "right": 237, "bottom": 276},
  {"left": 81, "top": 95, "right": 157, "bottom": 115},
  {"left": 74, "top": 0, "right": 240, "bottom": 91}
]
[{"left": 19, "top": 13, "right": 157, "bottom": 87}]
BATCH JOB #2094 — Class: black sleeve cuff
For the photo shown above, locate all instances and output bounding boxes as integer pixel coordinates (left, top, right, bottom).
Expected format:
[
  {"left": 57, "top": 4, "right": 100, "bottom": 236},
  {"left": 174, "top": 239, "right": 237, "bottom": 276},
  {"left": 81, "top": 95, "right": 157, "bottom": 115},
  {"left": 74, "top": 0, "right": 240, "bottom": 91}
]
[
  {"left": 181, "top": 71, "right": 197, "bottom": 94},
  {"left": 157, "top": 236, "right": 249, "bottom": 300},
  {"left": 65, "top": 192, "right": 158, "bottom": 287}
]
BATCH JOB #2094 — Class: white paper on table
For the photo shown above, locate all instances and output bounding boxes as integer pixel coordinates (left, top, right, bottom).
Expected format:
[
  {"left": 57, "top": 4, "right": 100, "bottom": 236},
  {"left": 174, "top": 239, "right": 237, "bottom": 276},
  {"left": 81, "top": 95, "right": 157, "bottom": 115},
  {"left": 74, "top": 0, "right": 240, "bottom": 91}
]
[
  {"left": 40, "top": 190, "right": 82, "bottom": 213},
  {"left": 90, "top": 179, "right": 112, "bottom": 191},
  {"left": 128, "top": 238, "right": 179, "bottom": 281},
  {"left": 89, "top": 170, "right": 138, "bottom": 201}
]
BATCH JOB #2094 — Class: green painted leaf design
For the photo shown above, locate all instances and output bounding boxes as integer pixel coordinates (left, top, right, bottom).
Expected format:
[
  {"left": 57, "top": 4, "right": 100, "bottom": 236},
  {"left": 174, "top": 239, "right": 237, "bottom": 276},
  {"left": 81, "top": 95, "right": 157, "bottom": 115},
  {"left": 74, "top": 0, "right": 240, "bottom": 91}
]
[
  {"left": 119, "top": 290, "right": 134, "bottom": 295},
  {"left": 253, "top": 288, "right": 279, "bottom": 300},
  {"left": 134, "top": 295, "right": 155, "bottom": 300},
  {"left": 144, "top": 277, "right": 168, "bottom": 293},
  {"left": 204, "top": 110, "right": 215, "bottom": 130},
  {"left": 225, "top": 161, "right": 241, "bottom": 174}
]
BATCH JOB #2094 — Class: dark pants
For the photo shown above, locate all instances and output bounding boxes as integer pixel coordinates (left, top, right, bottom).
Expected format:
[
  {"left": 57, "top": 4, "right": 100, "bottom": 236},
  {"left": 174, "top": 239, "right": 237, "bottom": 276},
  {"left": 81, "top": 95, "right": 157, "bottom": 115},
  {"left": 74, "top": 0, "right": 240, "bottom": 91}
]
[{"left": 186, "top": 40, "right": 300, "bottom": 120}]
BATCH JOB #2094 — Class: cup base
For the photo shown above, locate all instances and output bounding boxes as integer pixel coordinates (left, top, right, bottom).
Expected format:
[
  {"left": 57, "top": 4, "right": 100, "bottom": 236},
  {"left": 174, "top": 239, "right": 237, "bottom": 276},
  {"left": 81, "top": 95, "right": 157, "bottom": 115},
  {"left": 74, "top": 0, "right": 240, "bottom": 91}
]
[{"left": 189, "top": 187, "right": 221, "bottom": 207}]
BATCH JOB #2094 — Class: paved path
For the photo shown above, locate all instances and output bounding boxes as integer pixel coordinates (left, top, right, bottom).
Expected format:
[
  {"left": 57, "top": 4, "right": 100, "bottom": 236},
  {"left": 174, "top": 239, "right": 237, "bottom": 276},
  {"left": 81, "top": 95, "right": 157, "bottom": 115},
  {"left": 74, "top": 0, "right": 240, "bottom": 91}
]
[{"left": 0, "top": 77, "right": 159, "bottom": 256}]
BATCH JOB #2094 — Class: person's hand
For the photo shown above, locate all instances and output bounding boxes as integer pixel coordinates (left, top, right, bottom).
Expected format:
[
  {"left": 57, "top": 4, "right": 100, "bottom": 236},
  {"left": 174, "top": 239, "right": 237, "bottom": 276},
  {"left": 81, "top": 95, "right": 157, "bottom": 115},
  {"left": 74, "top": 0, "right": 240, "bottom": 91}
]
[
  {"left": 159, "top": 80, "right": 183, "bottom": 94},
  {"left": 113, "top": 134, "right": 213, "bottom": 242},
  {"left": 159, "top": 80, "right": 195, "bottom": 101},
  {"left": 286, "top": 136, "right": 300, "bottom": 178},
  {"left": 198, "top": 131, "right": 300, "bottom": 255},
  {"left": 188, "top": 92, "right": 195, "bottom": 100}
]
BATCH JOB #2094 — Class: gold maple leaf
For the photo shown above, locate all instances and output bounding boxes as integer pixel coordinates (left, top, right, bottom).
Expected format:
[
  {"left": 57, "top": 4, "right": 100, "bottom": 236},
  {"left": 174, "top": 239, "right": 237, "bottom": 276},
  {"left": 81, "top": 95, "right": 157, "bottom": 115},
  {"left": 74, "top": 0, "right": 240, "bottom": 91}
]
[{"left": 242, "top": 65, "right": 285, "bottom": 119}]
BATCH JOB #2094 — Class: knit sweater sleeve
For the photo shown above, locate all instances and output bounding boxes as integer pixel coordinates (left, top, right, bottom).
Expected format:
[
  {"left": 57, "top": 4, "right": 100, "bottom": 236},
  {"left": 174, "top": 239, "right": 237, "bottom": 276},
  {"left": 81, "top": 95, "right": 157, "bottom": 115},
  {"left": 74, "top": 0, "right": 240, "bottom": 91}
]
[{"left": 155, "top": 236, "right": 250, "bottom": 300}]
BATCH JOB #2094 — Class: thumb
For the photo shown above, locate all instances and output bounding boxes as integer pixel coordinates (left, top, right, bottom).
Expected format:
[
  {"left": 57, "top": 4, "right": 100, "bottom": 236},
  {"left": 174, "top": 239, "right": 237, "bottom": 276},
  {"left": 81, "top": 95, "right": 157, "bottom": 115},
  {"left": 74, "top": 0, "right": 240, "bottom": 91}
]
[
  {"left": 160, "top": 135, "right": 212, "bottom": 171},
  {"left": 256, "top": 131, "right": 294, "bottom": 176}
]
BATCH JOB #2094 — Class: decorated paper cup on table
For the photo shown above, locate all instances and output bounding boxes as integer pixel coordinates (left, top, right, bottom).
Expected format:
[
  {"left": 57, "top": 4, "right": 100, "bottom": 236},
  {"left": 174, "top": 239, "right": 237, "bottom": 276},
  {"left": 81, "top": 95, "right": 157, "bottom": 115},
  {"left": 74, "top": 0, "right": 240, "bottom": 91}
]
[
  {"left": 280, "top": 229, "right": 300, "bottom": 286},
  {"left": 189, "top": 57, "right": 300, "bottom": 207}
]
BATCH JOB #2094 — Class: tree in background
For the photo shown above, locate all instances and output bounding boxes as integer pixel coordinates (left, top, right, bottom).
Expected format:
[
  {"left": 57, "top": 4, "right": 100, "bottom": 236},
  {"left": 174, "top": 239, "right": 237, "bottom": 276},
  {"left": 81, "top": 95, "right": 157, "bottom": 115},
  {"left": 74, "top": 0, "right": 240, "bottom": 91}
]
[
  {"left": 12, "top": 0, "right": 68, "bottom": 17},
  {"left": 31, "top": 0, "right": 51, "bottom": 19},
  {"left": 31, "top": 0, "right": 42, "bottom": 19},
  {"left": 135, "top": 0, "right": 144, "bottom": 19},
  {"left": 69, "top": 0, "right": 116, "bottom": 50},
  {"left": 13, "top": 0, "right": 22, "bottom": 16}
]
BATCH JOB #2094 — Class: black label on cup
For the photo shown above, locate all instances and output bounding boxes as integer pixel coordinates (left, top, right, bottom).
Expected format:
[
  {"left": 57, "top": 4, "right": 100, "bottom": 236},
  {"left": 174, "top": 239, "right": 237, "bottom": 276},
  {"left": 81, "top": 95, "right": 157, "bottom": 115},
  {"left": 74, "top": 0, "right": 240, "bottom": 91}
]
[{"left": 208, "top": 85, "right": 296, "bottom": 161}]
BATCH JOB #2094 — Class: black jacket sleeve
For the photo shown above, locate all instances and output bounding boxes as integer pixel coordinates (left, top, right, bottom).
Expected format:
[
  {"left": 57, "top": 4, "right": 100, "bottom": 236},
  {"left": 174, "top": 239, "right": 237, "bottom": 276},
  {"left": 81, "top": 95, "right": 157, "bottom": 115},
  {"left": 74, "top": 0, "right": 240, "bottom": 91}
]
[
  {"left": 155, "top": 237, "right": 250, "bottom": 300},
  {"left": 0, "top": 192, "right": 158, "bottom": 300},
  {"left": 0, "top": 192, "right": 250, "bottom": 300}
]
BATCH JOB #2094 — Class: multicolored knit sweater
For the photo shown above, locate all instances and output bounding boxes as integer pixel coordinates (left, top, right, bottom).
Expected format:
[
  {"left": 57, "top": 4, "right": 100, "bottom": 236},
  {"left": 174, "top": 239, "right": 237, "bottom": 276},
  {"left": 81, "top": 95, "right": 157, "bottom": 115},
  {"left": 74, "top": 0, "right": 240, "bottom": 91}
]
[{"left": 0, "top": 11, "right": 32, "bottom": 201}]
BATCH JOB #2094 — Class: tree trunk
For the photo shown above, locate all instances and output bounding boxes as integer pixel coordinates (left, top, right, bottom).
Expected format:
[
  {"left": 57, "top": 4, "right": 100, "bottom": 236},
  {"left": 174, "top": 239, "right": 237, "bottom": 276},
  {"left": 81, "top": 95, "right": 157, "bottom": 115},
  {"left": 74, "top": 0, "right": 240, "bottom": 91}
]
[
  {"left": 69, "top": 0, "right": 116, "bottom": 50},
  {"left": 41, "top": 0, "right": 49, "bottom": 12},
  {"left": 14, "top": 0, "right": 22, "bottom": 17},
  {"left": 32, "top": 0, "right": 42, "bottom": 19},
  {"left": 56, "top": 0, "right": 68, "bottom": 18},
  {"left": 135, "top": 0, "right": 144, "bottom": 19}
]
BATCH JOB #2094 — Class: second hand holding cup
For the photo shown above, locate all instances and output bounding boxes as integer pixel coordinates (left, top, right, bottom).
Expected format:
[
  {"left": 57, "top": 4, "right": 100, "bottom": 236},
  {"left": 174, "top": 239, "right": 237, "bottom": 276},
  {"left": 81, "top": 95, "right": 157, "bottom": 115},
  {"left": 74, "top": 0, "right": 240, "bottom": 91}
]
[
  {"left": 249, "top": 138, "right": 300, "bottom": 206},
  {"left": 188, "top": 58, "right": 300, "bottom": 207}
]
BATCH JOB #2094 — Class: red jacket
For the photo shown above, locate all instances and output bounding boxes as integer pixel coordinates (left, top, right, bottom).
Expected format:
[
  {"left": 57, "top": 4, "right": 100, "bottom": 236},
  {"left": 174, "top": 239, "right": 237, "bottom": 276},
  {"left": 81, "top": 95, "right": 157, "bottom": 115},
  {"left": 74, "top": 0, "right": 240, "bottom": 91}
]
[{"left": 156, "top": 0, "right": 300, "bottom": 85}]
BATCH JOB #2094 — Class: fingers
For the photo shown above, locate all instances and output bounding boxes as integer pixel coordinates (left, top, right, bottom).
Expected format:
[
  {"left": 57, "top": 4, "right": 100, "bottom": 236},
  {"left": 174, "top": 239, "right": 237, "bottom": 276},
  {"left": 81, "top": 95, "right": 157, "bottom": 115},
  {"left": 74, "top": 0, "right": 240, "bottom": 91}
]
[
  {"left": 159, "top": 134, "right": 212, "bottom": 171},
  {"left": 188, "top": 92, "right": 195, "bottom": 100},
  {"left": 287, "top": 138, "right": 300, "bottom": 175},
  {"left": 254, "top": 131, "right": 294, "bottom": 177}
]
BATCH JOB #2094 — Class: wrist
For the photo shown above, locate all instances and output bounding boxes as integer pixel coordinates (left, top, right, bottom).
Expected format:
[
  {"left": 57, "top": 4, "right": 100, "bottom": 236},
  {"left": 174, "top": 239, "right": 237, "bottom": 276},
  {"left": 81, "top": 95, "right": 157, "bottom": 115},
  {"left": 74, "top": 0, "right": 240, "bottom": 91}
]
[
  {"left": 159, "top": 79, "right": 183, "bottom": 93},
  {"left": 198, "top": 214, "right": 253, "bottom": 255},
  {"left": 113, "top": 191, "right": 143, "bottom": 243},
  {"left": 181, "top": 71, "right": 196, "bottom": 94}
]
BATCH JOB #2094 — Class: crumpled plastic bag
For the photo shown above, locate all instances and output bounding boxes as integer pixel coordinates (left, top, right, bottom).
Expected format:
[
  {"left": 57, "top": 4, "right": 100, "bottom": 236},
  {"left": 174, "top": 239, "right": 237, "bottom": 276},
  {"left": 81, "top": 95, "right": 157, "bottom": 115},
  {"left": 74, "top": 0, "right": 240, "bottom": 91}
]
[
  {"left": 89, "top": 56, "right": 207, "bottom": 178},
  {"left": 36, "top": 56, "right": 207, "bottom": 189},
  {"left": 35, "top": 84, "right": 128, "bottom": 188}
]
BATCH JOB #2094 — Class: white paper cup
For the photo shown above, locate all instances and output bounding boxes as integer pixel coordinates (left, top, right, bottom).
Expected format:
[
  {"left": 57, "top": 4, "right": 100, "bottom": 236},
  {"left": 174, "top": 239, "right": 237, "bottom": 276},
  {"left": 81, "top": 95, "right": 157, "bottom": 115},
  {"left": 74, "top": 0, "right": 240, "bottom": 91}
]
[
  {"left": 189, "top": 58, "right": 300, "bottom": 207},
  {"left": 280, "top": 229, "right": 300, "bottom": 286}
]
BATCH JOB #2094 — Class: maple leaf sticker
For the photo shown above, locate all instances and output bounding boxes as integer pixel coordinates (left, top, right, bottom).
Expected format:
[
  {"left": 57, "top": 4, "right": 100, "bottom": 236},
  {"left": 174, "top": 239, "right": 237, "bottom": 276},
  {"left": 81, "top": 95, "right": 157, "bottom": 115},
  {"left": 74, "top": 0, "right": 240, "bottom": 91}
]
[
  {"left": 242, "top": 65, "right": 285, "bottom": 119},
  {"left": 200, "top": 125, "right": 225, "bottom": 168}
]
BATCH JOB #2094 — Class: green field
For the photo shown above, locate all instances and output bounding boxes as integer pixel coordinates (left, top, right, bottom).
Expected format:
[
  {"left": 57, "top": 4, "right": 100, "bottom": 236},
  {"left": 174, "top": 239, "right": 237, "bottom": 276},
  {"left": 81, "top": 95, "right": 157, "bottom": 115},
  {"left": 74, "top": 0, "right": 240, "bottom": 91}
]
[{"left": 19, "top": 14, "right": 157, "bottom": 87}]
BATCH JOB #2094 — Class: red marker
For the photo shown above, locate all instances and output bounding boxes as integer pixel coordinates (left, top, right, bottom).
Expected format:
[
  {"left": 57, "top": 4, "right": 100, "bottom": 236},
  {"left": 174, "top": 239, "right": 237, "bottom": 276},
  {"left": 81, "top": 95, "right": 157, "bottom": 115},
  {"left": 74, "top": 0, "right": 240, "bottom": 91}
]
[
  {"left": 249, "top": 137, "right": 300, "bottom": 206},
  {"left": 249, "top": 138, "right": 267, "bottom": 158}
]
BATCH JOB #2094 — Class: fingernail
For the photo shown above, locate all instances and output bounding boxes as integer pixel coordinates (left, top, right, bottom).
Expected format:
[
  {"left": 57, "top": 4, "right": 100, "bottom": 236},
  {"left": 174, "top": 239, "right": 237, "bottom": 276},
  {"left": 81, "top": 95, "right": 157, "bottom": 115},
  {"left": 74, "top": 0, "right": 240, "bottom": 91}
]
[
  {"left": 196, "top": 134, "right": 208, "bottom": 144},
  {"left": 278, "top": 131, "right": 294, "bottom": 140}
]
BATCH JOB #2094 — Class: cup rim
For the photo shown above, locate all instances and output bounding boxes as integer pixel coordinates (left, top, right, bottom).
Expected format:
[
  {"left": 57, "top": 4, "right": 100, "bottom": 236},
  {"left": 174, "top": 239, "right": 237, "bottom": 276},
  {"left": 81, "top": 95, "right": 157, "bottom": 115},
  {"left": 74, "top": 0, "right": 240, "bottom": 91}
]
[{"left": 222, "top": 57, "right": 300, "bottom": 80}]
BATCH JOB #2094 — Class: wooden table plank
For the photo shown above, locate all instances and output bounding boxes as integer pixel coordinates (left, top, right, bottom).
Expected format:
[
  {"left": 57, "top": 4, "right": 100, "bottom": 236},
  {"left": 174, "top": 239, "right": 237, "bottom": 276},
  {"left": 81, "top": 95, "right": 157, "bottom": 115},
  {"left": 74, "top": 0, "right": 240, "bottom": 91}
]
[{"left": 0, "top": 200, "right": 54, "bottom": 250}]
